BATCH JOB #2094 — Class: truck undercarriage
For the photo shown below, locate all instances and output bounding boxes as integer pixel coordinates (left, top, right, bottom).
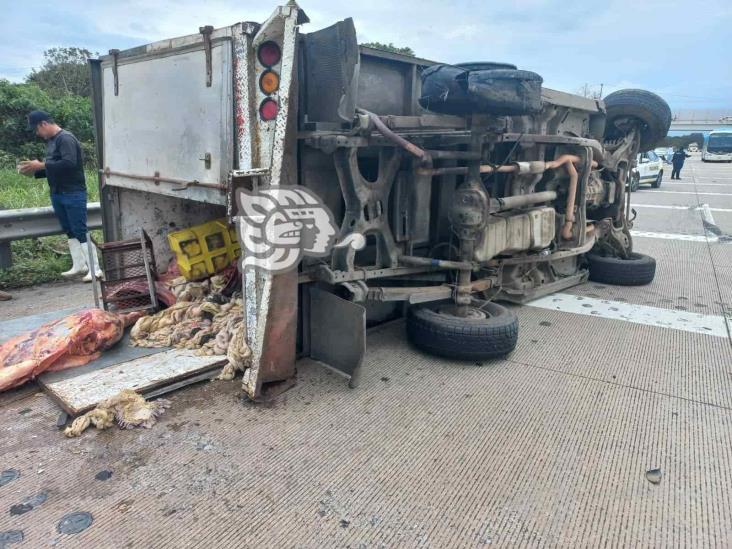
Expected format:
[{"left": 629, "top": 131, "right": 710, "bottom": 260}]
[{"left": 91, "top": 3, "right": 672, "bottom": 397}]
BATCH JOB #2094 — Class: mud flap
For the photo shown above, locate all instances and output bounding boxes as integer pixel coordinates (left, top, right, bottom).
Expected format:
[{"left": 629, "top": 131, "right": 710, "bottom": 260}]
[{"left": 309, "top": 287, "right": 366, "bottom": 388}]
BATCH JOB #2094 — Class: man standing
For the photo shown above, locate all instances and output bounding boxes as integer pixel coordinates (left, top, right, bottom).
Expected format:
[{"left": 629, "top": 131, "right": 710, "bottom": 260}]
[
  {"left": 18, "top": 110, "right": 102, "bottom": 282},
  {"left": 671, "top": 148, "right": 691, "bottom": 180}
]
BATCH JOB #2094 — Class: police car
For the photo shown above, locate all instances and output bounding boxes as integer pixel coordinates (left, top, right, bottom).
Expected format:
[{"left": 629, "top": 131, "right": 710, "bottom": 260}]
[{"left": 630, "top": 150, "right": 663, "bottom": 191}]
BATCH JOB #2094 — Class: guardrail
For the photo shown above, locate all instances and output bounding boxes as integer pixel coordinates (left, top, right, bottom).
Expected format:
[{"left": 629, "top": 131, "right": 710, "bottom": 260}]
[{"left": 0, "top": 202, "right": 102, "bottom": 269}]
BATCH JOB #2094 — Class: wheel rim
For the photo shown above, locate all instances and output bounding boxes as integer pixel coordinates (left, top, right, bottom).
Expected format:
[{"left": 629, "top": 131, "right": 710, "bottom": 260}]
[{"left": 436, "top": 304, "right": 489, "bottom": 320}]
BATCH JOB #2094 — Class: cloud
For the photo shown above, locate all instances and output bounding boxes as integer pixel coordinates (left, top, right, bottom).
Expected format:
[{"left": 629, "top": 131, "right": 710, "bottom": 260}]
[{"left": 1, "top": 0, "right": 730, "bottom": 110}]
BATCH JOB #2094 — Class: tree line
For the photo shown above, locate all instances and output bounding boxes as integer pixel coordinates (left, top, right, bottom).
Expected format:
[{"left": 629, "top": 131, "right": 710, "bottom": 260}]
[
  {"left": 0, "top": 45, "right": 702, "bottom": 170},
  {"left": 0, "top": 48, "right": 96, "bottom": 169}
]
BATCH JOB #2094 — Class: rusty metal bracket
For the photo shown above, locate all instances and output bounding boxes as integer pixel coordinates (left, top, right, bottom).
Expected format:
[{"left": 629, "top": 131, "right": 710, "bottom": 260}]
[
  {"left": 332, "top": 147, "right": 402, "bottom": 272},
  {"left": 102, "top": 167, "right": 226, "bottom": 192},
  {"left": 199, "top": 26, "right": 214, "bottom": 87},
  {"left": 109, "top": 49, "right": 120, "bottom": 96}
]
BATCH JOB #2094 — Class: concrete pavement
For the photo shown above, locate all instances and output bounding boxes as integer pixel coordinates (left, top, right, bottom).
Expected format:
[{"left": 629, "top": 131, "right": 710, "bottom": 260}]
[{"left": 0, "top": 157, "right": 730, "bottom": 547}]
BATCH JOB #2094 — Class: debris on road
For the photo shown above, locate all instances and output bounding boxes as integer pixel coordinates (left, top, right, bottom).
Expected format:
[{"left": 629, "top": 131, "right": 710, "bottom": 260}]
[
  {"left": 94, "top": 470, "right": 113, "bottom": 481},
  {"left": 645, "top": 468, "right": 663, "bottom": 484},
  {"left": 56, "top": 512, "right": 93, "bottom": 535},
  {"left": 9, "top": 492, "right": 47, "bottom": 516},
  {"left": 129, "top": 275, "right": 250, "bottom": 381},
  {"left": 63, "top": 389, "right": 169, "bottom": 437},
  {"left": 0, "top": 530, "right": 23, "bottom": 547},
  {"left": 0, "top": 469, "right": 19, "bottom": 488}
]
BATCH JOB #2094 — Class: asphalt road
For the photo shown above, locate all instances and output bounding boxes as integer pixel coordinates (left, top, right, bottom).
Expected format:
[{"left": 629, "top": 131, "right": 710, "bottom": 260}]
[{"left": 0, "top": 155, "right": 730, "bottom": 547}]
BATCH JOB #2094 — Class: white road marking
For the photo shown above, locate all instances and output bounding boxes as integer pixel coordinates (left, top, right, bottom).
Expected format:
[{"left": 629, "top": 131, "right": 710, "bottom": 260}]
[
  {"left": 665, "top": 182, "right": 732, "bottom": 187},
  {"left": 527, "top": 293, "right": 729, "bottom": 338},
  {"left": 630, "top": 230, "right": 718, "bottom": 243},
  {"left": 637, "top": 190, "right": 732, "bottom": 197},
  {"left": 631, "top": 204, "right": 732, "bottom": 212}
]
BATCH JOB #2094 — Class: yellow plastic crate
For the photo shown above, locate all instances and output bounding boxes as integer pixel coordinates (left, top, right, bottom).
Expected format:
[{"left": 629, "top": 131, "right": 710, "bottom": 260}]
[{"left": 167, "top": 218, "right": 240, "bottom": 280}]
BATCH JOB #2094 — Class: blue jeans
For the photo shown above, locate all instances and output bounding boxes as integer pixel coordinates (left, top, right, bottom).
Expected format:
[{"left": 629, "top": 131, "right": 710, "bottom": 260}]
[{"left": 50, "top": 191, "right": 88, "bottom": 243}]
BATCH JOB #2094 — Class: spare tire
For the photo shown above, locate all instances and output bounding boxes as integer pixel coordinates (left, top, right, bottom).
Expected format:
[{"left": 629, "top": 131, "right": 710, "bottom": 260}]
[
  {"left": 455, "top": 61, "right": 517, "bottom": 71},
  {"left": 586, "top": 252, "right": 656, "bottom": 286},
  {"left": 419, "top": 63, "right": 543, "bottom": 116},
  {"left": 603, "top": 89, "right": 671, "bottom": 152},
  {"left": 406, "top": 299, "right": 519, "bottom": 361}
]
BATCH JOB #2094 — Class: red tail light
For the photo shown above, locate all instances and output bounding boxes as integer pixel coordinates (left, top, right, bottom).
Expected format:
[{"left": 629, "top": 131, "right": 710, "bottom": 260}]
[
  {"left": 258, "top": 41, "right": 281, "bottom": 67},
  {"left": 259, "top": 98, "right": 279, "bottom": 121}
]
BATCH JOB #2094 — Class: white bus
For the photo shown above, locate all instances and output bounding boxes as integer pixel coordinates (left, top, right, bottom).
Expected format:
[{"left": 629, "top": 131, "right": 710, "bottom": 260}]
[{"left": 702, "top": 130, "right": 732, "bottom": 162}]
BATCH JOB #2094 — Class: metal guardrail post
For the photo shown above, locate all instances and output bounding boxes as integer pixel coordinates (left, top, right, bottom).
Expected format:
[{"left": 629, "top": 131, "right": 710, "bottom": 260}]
[{"left": 0, "top": 242, "right": 10, "bottom": 269}]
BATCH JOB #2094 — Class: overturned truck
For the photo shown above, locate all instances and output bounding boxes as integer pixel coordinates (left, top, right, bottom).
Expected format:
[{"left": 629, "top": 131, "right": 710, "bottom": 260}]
[{"left": 91, "top": 3, "right": 672, "bottom": 399}]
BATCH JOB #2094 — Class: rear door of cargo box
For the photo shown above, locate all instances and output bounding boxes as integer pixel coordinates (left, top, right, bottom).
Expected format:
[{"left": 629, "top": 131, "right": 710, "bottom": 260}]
[{"left": 98, "top": 29, "right": 234, "bottom": 205}]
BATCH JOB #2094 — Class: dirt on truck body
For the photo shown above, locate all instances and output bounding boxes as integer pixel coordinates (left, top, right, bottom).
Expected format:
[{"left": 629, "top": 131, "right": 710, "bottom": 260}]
[{"left": 91, "top": 3, "right": 672, "bottom": 397}]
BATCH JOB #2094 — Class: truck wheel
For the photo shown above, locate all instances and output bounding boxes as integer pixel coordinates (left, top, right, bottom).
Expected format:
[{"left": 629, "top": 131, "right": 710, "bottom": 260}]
[
  {"left": 406, "top": 299, "right": 518, "bottom": 361},
  {"left": 419, "top": 64, "right": 542, "bottom": 116},
  {"left": 586, "top": 252, "right": 656, "bottom": 286},
  {"left": 652, "top": 171, "right": 663, "bottom": 188},
  {"left": 630, "top": 173, "right": 640, "bottom": 192},
  {"left": 603, "top": 89, "right": 672, "bottom": 152}
]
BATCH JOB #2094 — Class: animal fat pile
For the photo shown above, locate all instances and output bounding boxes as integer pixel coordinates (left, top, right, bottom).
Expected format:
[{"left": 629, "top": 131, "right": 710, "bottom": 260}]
[
  {"left": 129, "top": 277, "right": 251, "bottom": 379},
  {"left": 0, "top": 309, "right": 142, "bottom": 392},
  {"left": 64, "top": 389, "right": 170, "bottom": 437}
]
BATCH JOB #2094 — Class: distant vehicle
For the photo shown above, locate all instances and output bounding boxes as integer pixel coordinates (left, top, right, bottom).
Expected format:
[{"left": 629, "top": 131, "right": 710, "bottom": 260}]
[
  {"left": 687, "top": 143, "right": 699, "bottom": 152},
  {"left": 630, "top": 151, "right": 663, "bottom": 191},
  {"left": 654, "top": 146, "right": 672, "bottom": 163},
  {"left": 702, "top": 130, "right": 732, "bottom": 162}
]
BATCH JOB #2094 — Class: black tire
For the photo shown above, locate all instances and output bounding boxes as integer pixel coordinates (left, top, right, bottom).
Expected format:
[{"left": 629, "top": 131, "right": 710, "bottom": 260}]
[
  {"left": 455, "top": 61, "right": 517, "bottom": 71},
  {"left": 629, "top": 172, "right": 640, "bottom": 192},
  {"left": 651, "top": 170, "right": 663, "bottom": 188},
  {"left": 586, "top": 252, "right": 656, "bottom": 286},
  {"left": 603, "top": 89, "right": 672, "bottom": 152},
  {"left": 419, "top": 64, "right": 542, "bottom": 116},
  {"left": 407, "top": 299, "right": 518, "bottom": 361}
]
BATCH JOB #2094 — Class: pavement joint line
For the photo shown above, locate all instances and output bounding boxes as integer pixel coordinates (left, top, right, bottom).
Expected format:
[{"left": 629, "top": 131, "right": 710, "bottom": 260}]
[
  {"left": 505, "top": 357, "right": 732, "bottom": 413},
  {"left": 526, "top": 293, "right": 729, "bottom": 338},
  {"left": 636, "top": 190, "right": 732, "bottom": 196},
  {"left": 632, "top": 204, "right": 732, "bottom": 212},
  {"left": 666, "top": 182, "right": 732, "bottom": 186},
  {"left": 690, "top": 165, "right": 732, "bottom": 345},
  {"left": 630, "top": 230, "right": 719, "bottom": 243}
]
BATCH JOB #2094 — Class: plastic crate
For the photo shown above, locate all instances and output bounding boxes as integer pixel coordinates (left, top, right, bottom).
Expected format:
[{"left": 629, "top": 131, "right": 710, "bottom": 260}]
[
  {"left": 167, "top": 218, "right": 240, "bottom": 280},
  {"left": 93, "top": 230, "right": 159, "bottom": 314}
]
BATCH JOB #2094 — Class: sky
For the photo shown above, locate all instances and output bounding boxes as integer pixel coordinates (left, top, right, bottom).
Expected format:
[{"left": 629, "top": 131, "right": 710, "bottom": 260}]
[{"left": 1, "top": 0, "right": 730, "bottom": 113}]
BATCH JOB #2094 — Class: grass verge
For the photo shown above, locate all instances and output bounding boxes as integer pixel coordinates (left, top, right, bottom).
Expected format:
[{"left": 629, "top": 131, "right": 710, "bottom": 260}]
[{"left": 0, "top": 168, "right": 101, "bottom": 289}]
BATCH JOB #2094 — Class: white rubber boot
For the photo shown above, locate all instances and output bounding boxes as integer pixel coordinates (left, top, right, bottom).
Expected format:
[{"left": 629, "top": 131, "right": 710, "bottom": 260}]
[
  {"left": 61, "top": 238, "right": 88, "bottom": 278},
  {"left": 81, "top": 238, "right": 104, "bottom": 282}
]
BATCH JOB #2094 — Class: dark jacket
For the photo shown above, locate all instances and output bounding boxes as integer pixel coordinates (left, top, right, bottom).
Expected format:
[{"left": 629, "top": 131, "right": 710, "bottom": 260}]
[
  {"left": 34, "top": 129, "right": 86, "bottom": 194},
  {"left": 672, "top": 150, "right": 690, "bottom": 167}
]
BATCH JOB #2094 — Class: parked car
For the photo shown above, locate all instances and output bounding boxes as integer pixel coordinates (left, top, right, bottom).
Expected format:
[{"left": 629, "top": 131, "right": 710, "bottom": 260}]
[
  {"left": 654, "top": 146, "right": 672, "bottom": 163},
  {"left": 630, "top": 150, "right": 664, "bottom": 191}
]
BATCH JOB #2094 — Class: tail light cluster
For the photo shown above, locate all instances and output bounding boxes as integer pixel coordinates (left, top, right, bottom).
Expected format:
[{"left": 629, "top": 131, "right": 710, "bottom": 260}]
[{"left": 257, "top": 41, "right": 281, "bottom": 121}]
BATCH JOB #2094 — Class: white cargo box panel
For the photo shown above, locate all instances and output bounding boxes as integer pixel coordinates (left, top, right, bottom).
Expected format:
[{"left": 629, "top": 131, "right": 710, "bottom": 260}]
[{"left": 101, "top": 33, "right": 234, "bottom": 205}]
